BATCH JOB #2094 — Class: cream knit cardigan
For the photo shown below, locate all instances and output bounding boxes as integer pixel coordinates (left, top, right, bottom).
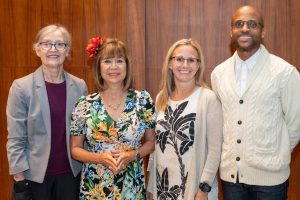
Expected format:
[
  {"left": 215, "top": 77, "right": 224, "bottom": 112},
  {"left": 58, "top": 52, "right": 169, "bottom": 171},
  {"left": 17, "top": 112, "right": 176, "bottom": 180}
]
[
  {"left": 211, "top": 45, "right": 300, "bottom": 186},
  {"left": 147, "top": 87, "right": 223, "bottom": 200}
]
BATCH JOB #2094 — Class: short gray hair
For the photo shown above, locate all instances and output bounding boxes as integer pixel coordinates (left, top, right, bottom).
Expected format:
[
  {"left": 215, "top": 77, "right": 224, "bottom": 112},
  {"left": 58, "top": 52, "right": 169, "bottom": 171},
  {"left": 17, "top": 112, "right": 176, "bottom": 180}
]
[{"left": 33, "top": 24, "right": 71, "bottom": 50}]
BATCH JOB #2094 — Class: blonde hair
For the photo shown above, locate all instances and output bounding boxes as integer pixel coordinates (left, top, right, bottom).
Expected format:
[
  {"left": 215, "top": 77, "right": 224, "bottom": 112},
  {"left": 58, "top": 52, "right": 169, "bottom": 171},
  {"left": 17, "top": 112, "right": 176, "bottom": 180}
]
[
  {"left": 92, "top": 38, "right": 133, "bottom": 91},
  {"left": 156, "top": 38, "right": 208, "bottom": 111}
]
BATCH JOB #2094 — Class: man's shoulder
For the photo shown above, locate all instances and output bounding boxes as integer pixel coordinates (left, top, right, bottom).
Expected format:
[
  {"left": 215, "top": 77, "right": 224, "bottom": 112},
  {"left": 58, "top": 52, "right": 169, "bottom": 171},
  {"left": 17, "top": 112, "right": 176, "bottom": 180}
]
[
  {"left": 212, "top": 56, "right": 234, "bottom": 76},
  {"left": 261, "top": 45, "right": 293, "bottom": 70},
  {"left": 267, "top": 53, "right": 296, "bottom": 75},
  {"left": 269, "top": 54, "right": 291, "bottom": 66}
]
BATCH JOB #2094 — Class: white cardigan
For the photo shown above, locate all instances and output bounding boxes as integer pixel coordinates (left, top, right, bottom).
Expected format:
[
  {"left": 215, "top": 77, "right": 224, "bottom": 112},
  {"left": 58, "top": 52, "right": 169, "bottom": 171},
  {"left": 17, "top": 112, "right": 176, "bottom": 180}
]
[
  {"left": 147, "top": 88, "right": 223, "bottom": 200},
  {"left": 211, "top": 45, "right": 300, "bottom": 186}
]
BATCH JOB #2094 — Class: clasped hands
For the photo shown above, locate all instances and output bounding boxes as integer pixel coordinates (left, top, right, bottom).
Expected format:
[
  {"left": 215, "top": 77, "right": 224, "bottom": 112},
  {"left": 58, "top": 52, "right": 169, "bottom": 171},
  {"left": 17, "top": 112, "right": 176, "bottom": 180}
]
[{"left": 100, "top": 150, "right": 136, "bottom": 174}]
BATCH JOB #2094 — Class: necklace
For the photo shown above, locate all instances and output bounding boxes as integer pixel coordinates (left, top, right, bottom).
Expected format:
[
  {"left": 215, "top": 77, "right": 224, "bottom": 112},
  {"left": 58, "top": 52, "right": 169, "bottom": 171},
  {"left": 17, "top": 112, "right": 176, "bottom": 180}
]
[
  {"left": 101, "top": 90, "right": 127, "bottom": 111},
  {"left": 107, "top": 102, "right": 122, "bottom": 111}
]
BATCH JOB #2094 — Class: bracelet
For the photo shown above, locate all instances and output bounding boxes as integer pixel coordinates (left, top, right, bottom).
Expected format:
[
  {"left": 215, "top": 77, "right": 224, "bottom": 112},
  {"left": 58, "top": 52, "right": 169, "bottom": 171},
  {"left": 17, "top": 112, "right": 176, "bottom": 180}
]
[{"left": 135, "top": 150, "right": 141, "bottom": 160}]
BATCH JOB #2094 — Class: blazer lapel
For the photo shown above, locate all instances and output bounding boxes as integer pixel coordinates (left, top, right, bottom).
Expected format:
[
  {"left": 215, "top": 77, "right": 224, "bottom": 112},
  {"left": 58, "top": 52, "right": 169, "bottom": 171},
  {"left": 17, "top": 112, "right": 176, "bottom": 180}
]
[
  {"left": 65, "top": 72, "right": 75, "bottom": 126},
  {"left": 64, "top": 72, "right": 74, "bottom": 161},
  {"left": 34, "top": 67, "right": 51, "bottom": 136}
]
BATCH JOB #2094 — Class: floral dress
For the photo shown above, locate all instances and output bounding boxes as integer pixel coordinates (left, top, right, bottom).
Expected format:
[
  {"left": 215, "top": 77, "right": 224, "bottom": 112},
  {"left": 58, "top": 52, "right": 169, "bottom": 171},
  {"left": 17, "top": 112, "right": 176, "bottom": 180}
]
[
  {"left": 70, "top": 89, "right": 156, "bottom": 200},
  {"left": 155, "top": 88, "right": 200, "bottom": 200}
]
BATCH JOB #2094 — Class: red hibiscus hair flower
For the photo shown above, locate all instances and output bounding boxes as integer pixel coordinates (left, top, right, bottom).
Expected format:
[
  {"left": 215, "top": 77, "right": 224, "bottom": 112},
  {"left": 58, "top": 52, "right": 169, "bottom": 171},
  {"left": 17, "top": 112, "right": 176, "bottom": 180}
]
[{"left": 86, "top": 36, "right": 106, "bottom": 60}]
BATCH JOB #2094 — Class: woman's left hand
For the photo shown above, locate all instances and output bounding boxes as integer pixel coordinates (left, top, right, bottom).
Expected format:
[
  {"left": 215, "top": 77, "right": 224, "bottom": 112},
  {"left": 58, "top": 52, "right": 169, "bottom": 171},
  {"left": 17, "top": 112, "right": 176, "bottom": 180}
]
[
  {"left": 111, "top": 150, "right": 136, "bottom": 173},
  {"left": 194, "top": 188, "right": 208, "bottom": 200},
  {"left": 146, "top": 191, "right": 154, "bottom": 200}
]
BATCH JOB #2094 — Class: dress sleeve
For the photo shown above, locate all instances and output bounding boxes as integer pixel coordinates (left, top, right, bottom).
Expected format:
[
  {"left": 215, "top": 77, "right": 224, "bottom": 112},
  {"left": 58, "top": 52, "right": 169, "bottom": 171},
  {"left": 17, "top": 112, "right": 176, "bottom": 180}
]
[
  {"left": 70, "top": 96, "right": 88, "bottom": 136},
  {"left": 137, "top": 90, "right": 156, "bottom": 129}
]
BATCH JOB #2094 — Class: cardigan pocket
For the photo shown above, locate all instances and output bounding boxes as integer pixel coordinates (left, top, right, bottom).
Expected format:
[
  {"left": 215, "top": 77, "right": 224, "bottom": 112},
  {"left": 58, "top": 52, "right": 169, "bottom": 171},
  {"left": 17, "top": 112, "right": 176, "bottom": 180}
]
[
  {"left": 245, "top": 147, "right": 290, "bottom": 171},
  {"left": 244, "top": 128, "right": 291, "bottom": 171}
]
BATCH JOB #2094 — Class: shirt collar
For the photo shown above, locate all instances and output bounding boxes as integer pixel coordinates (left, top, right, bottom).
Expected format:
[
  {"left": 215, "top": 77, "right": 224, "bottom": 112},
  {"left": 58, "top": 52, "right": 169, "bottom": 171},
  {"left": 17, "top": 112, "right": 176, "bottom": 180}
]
[{"left": 235, "top": 47, "right": 261, "bottom": 71}]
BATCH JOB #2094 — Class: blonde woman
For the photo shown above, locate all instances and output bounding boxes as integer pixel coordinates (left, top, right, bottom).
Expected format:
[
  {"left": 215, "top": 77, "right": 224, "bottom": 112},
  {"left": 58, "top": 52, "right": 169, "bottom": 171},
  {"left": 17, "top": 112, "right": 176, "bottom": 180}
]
[{"left": 147, "top": 39, "right": 223, "bottom": 200}]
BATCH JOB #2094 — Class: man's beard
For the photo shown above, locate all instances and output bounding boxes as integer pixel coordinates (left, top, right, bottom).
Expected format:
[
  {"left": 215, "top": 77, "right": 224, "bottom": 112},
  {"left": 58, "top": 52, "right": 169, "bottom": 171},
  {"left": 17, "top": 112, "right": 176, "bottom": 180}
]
[{"left": 231, "top": 35, "right": 261, "bottom": 52}]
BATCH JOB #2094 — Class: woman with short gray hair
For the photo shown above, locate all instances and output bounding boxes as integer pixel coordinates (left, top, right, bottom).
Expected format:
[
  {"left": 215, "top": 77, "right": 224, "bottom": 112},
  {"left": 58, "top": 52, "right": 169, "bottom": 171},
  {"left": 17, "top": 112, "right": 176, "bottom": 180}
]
[{"left": 6, "top": 24, "right": 87, "bottom": 200}]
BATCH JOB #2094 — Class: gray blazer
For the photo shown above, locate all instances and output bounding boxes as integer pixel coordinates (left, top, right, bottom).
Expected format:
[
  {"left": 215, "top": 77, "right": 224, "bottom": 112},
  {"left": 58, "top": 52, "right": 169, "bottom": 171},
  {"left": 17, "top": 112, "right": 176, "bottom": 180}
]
[{"left": 6, "top": 67, "right": 88, "bottom": 183}]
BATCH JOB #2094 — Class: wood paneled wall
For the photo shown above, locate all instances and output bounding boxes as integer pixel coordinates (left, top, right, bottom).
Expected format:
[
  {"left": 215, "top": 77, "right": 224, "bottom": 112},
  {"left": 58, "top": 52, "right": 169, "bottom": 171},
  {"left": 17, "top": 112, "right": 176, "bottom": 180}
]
[{"left": 1, "top": 0, "right": 300, "bottom": 199}]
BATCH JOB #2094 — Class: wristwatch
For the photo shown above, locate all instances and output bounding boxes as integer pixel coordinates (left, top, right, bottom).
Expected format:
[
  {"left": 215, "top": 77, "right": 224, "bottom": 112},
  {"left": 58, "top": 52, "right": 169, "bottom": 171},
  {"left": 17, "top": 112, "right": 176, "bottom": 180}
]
[
  {"left": 199, "top": 182, "right": 211, "bottom": 192},
  {"left": 135, "top": 150, "right": 141, "bottom": 160}
]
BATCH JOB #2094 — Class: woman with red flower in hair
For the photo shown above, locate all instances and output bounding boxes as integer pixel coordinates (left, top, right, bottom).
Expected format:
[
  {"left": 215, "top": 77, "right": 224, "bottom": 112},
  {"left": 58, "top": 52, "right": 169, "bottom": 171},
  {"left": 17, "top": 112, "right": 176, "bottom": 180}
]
[{"left": 70, "top": 37, "right": 156, "bottom": 199}]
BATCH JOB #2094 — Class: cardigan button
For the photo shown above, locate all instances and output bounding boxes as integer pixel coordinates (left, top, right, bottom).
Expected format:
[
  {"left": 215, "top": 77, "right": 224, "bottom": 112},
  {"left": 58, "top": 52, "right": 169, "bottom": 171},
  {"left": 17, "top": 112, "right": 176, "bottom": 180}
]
[
  {"left": 231, "top": 174, "right": 235, "bottom": 179},
  {"left": 236, "top": 157, "right": 240, "bottom": 161},
  {"left": 239, "top": 99, "right": 244, "bottom": 104},
  {"left": 237, "top": 139, "right": 241, "bottom": 143},
  {"left": 237, "top": 120, "right": 242, "bottom": 125}
]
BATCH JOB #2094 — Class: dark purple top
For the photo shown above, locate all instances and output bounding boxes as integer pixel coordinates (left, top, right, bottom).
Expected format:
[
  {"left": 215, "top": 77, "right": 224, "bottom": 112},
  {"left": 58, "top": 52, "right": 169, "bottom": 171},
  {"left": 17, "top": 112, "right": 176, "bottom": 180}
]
[{"left": 45, "top": 81, "right": 71, "bottom": 175}]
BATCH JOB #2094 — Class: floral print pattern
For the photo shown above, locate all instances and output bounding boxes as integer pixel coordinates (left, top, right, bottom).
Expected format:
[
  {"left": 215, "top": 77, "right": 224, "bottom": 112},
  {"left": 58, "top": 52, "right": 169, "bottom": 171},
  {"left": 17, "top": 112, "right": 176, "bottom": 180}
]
[{"left": 70, "top": 89, "right": 155, "bottom": 199}]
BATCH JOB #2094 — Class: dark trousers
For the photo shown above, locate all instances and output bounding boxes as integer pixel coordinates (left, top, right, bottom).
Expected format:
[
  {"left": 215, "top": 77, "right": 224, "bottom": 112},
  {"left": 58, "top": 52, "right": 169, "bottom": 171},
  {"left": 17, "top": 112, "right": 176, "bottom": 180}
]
[
  {"left": 222, "top": 179, "right": 289, "bottom": 200},
  {"left": 29, "top": 172, "right": 80, "bottom": 200}
]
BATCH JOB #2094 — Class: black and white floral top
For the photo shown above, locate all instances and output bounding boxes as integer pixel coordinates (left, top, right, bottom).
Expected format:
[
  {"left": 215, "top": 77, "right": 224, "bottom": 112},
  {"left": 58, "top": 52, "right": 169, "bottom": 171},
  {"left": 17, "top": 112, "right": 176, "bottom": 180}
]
[{"left": 155, "top": 88, "right": 200, "bottom": 200}]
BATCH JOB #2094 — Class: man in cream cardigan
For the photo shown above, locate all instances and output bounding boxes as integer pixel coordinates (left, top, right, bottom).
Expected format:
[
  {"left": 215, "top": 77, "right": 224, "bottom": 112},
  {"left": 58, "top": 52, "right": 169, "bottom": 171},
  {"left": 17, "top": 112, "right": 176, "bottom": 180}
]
[{"left": 211, "top": 5, "right": 300, "bottom": 200}]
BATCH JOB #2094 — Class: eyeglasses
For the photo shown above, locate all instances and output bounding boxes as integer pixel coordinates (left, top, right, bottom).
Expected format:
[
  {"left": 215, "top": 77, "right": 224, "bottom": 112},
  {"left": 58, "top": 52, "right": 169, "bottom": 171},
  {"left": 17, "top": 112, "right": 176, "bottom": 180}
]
[
  {"left": 171, "top": 56, "right": 200, "bottom": 65},
  {"left": 232, "top": 20, "right": 262, "bottom": 29},
  {"left": 39, "top": 42, "right": 68, "bottom": 50},
  {"left": 101, "top": 58, "right": 126, "bottom": 66}
]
